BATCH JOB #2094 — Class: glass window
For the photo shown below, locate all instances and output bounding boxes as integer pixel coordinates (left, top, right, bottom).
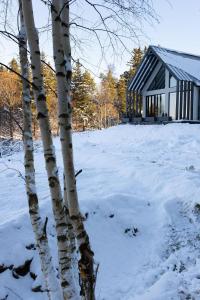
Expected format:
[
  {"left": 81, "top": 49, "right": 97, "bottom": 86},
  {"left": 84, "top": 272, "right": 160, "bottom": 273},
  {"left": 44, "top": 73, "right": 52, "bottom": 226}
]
[
  {"left": 148, "top": 66, "right": 165, "bottom": 91},
  {"left": 169, "top": 92, "right": 176, "bottom": 120},
  {"left": 169, "top": 75, "right": 177, "bottom": 88},
  {"left": 157, "top": 94, "right": 165, "bottom": 116},
  {"left": 146, "top": 94, "right": 165, "bottom": 117}
]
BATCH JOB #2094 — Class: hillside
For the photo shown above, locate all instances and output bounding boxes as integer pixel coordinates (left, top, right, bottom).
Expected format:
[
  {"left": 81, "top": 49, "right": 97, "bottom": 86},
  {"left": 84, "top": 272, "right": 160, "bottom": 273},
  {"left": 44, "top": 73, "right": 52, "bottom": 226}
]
[{"left": 1, "top": 124, "right": 200, "bottom": 299}]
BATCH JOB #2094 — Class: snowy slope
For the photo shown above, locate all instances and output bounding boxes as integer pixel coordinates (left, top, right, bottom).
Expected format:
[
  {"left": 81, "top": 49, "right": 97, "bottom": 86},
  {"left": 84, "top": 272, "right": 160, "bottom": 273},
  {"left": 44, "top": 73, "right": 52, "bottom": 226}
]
[{"left": 1, "top": 124, "right": 200, "bottom": 299}]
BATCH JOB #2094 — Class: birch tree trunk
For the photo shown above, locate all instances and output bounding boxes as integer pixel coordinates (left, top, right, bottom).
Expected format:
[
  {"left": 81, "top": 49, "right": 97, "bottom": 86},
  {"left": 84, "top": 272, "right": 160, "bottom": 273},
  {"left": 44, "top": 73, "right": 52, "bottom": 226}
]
[
  {"left": 63, "top": 174, "right": 76, "bottom": 259},
  {"left": 18, "top": 4, "right": 61, "bottom": 299},
  {"left": 21, "top": 1, "right": 76, "bottom": 298},
  {"left": 51, "top": 1, "right": 96, "bottom": 299}
]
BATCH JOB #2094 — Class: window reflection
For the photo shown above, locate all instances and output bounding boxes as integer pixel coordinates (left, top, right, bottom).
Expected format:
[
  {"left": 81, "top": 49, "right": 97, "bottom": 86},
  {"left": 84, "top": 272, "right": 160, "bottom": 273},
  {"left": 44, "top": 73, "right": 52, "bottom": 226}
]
[
  {"left": 169, "top": 75, "right": 177, "bottom": 88},
  {"left": 169, "top": 92, "right": 176, "bottom": 119},
  {"left": 146, "top": 94, "right": 165, "bottom": 117}
]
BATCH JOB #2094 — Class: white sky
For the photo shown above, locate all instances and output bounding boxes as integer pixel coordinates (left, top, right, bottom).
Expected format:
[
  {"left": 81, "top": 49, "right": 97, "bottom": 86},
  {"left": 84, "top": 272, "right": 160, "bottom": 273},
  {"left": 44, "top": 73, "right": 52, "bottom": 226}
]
[{"left": 0, "top": 0, "right": 200, "bottom": 80}]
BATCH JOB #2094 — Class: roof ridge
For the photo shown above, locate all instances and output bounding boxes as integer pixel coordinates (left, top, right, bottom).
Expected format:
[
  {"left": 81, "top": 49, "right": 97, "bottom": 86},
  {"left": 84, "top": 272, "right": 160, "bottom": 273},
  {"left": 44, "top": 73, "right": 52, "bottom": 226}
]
[{"left": 150, "top": 45, "right": 200, "bottom": 60}]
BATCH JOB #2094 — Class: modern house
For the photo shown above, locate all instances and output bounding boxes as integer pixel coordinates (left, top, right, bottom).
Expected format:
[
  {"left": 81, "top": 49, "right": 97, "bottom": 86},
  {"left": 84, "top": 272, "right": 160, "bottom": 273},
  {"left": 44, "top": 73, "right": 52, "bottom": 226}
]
[{"left": 127, "top": 45, "right": 200, "bottom": 122}]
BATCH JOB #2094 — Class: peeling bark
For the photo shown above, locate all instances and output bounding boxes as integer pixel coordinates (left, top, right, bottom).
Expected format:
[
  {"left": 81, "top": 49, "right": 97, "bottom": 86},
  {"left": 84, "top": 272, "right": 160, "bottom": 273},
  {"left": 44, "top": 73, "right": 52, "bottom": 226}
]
[
  {"left": 18, "top": 2, "right": 61, "bottom": 299},
  {"left": 51, "top": 1, "right": 96, "bottom": 298},
  {"left": 21, "top": 0, "right": 76, "bottom": 298}
]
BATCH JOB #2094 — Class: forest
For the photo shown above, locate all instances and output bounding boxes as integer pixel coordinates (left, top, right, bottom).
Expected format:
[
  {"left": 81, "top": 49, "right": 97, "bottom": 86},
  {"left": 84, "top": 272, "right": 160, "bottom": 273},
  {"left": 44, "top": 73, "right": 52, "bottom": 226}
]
[
  {"left": 1, "top": 1, "right": 200, "bottom": 300},
  {"left": 0, "top": 48, "right": 144, "bottom": 139}
]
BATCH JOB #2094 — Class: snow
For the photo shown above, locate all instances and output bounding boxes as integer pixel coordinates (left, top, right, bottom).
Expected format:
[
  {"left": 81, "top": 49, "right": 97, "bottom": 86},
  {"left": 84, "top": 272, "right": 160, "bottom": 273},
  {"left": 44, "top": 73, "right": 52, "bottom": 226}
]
[{"left": 1, "top": 124, "right": 200, "bottom": 299}]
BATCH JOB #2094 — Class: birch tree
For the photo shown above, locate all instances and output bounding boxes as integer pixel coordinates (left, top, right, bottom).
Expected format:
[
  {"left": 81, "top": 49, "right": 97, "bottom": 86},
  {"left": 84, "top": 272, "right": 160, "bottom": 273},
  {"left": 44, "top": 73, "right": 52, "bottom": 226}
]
[
  {"left": 20, "top": 0, "right": 76, "bottom": 298},
  {"left": 51, "top": 1, "right": 96, "bottom": 298},
  {"left": 18, "top": 2, "right": 61, "bottom": 299}
]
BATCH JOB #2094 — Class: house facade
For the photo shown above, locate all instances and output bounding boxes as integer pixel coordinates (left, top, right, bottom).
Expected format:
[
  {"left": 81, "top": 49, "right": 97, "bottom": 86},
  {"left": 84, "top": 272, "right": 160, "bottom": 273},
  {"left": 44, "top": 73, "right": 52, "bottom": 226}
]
[{"left": 127, "top": 46, "right": 200, "bottom": 122}]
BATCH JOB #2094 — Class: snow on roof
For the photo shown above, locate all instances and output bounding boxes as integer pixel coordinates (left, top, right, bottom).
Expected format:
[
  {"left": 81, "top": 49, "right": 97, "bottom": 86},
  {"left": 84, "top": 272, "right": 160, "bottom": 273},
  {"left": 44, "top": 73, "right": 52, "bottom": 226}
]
[{"left": 151, "top": 45, "right": 200, "bottom": 85}]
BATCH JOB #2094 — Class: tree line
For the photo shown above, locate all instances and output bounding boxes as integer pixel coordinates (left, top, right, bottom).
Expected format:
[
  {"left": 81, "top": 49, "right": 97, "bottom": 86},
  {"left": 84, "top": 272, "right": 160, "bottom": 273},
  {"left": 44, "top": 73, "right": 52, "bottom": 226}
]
[{"left": 0, "top": 47, "right": 145, "bottom": 139}]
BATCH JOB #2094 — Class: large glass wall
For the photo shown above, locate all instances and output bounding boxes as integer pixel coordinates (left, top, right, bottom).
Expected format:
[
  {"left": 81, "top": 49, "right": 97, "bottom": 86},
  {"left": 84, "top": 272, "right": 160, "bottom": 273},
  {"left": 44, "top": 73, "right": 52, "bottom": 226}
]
[
  {"left": 146, "top": 94, "right": 165, "bottom": 117},
  {"left": 148, "top": 66, "right": 165, "bottom": 91}
]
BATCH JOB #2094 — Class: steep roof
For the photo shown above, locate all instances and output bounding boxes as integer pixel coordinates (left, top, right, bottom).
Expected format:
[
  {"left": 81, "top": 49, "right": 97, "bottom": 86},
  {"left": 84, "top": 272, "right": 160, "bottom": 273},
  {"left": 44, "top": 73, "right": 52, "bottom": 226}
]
[{"left": 128, "top": 45, "right": 200, "bottom": 92}]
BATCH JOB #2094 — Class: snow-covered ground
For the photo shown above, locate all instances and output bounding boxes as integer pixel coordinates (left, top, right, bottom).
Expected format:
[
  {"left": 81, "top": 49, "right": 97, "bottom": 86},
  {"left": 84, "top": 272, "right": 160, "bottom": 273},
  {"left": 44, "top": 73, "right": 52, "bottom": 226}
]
[{"left": 1, "top": 124, "right": 200, "bottom": 299}]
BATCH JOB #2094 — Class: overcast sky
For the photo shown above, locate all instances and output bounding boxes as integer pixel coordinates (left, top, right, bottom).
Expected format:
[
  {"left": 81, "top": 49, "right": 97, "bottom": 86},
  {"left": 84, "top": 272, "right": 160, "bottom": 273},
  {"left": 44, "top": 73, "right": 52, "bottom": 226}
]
[{"left": 0, "top": 0, "right": 200, "bottom": 80}]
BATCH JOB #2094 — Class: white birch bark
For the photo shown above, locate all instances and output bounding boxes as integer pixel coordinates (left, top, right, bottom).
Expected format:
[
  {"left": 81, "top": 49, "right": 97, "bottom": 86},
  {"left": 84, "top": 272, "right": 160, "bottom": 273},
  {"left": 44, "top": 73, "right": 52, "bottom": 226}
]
[
  {"left": 51, "top": 1, "right": 96, "bottom": 298},
  {"left": 18, "top": 5, "right": 62, "bottom": 299},
  {"left": 63, "top": 174, "right": 76, "bottom": 259},
  {"left": 21, "top": 0, "right": 76, "bottom": 298}
]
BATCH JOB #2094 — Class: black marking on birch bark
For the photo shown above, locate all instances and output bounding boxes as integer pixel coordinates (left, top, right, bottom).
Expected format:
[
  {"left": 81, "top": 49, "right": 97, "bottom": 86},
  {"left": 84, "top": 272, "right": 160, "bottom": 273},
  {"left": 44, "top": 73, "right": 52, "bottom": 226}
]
[
  {"left": 61, "top": 281, "right": 70, "bottom": 288},
  {"left": 56, "top": 71, "right": 65, "bottom": 77},
  {"left": 34, "top": 217, "right": 41, "bottom": 222},
  {"left": 77, "top": 231, "right": 87, "bottom": 240},
  {"left": 64, "top": 33, "right": 69, "bottom": 37},
  {"left": 28, "top": 193, "right": 38, "bottom": 207},
  {"left": 37, "top": 112, "right": 46, "bottom": 119},
  {"left": 56, "top": 222, "right": 67, "bottom": 228},
  {"left": 59, "top": 113, "right": 69, "bottom": 118},
  {"left": 48, "top": 176, "right": 59, "bottom": 187},
  {"left": 70, "top": 215, "right": 80, "bottom": 220},
  {"left": 43, "top": 217, "right": 48, "bottom": 237},
  {"left": 31, "top": 65, "right": 35, "bottom": 69},
  {"left": 65, "top": 124, "right": 71, "bottom": 130},
  {"left": 29, "top": 209, "right": 37, "bottom": 215},
  {"left": 77, "top": 224, "right": 84, "bottom": 231},
  {"left": 46, "top": 156, "right": 56, "bottom": 163},
  {"left": 66, "top": 70, "right": 72, "bottom": 80},
  {"left": 68, "top": 102, "right": 71, "bottom": 109},
  {"left": 57, "top": 234, "right": 67, "bottom": 242},
  {"left": 60, "top": 60, "right": 66, "bottom": 67},
  {"left": 68, "top": 143, "right": 72, "bottom": 149},
  {"left": 35, "top": 50, "right": 40, "bottom": 55},
  {"left": 37, "top": 94, "right": 46, "bottom": 101},
  {"left": 60, "top": 256, "right": 70, "bottom": 262},
  {"left": 61, "top": 266, "right": 71, "bottom": 273},
  {"left": 65, "top": 207, "right": 69, "bottom": 215},
  {"left": 55, "top": 16, "right": 61, "bottom": 22}
]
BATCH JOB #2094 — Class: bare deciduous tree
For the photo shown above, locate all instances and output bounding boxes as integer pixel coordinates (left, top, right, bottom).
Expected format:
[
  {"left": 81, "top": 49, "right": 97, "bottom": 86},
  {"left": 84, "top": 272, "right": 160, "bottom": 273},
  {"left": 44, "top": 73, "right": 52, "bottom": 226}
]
[
  {"left": 18, "top": 2, "right": 62, "bottom": 299},
  {"left": 21, "top": 0, "right": 76, "bottom": 298},
  {"left": 51, "top": 1, "right": 96, "bottom": 298}
]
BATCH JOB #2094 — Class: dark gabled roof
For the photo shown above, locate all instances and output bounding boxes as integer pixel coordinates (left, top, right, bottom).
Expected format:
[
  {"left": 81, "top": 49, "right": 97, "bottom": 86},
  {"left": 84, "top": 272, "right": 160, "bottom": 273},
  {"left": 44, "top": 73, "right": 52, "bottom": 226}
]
[{"left": 128, "top": 45, "right": 200, "bottom": 92}]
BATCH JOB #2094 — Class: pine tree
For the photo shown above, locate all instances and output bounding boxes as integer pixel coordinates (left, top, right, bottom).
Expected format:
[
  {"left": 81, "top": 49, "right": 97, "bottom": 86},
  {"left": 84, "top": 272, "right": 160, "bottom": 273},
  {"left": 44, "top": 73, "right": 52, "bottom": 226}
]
[
  {"left": 116, "top": 75, "right": 126, "bottom": 116},
  {"left": 127, "top": 47, "right": 143, "bottom": 79},
  {"left": 116, "top": 47, "right": 145, "bottom": 117},
  {"left": 72, "top": 61, "right": 96, "bottom": 130},
  {"left": 98, "top": 68, "right": 118, "bottom": 127}
]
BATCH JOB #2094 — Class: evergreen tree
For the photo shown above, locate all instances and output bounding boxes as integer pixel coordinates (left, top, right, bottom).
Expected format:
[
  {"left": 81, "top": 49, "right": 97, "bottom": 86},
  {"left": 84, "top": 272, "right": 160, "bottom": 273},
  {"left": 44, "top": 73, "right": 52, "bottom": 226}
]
[
  {"left": 116, "top": 75, "right": 126, "bottom": 115},
  {"left": 116, "top": 47, "right": 145, "bottom": 117},
  {"left": 72, "top": 61, "right": 96, "bottom": 130},
  {"left": 98, "top": 68, "right": 118, "bottom": 127},
  {"left": 127, "top": 47, "right": 144, "bottom": 79}
]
